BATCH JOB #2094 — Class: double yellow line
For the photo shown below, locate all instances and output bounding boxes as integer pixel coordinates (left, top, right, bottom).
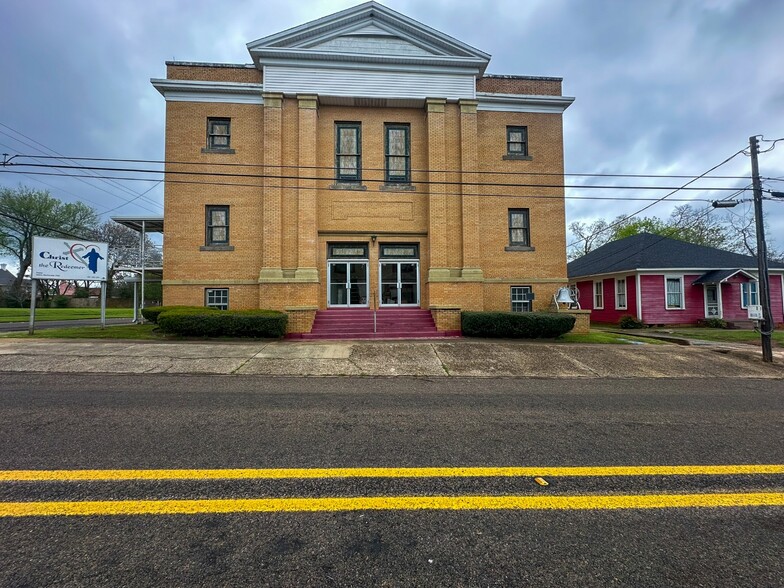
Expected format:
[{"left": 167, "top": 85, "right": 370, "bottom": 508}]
[{"left": 2, "top": 465, "right": 783, "bottom": 517}]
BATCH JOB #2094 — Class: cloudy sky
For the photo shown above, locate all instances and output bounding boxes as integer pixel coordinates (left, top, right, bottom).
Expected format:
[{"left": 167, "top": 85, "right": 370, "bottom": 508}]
[{"left": 1, "top": 0, "right": 783, "bottom": 270}]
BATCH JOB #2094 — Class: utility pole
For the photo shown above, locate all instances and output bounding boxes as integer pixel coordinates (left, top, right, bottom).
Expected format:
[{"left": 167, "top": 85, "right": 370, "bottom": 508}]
[{"left": 749, "top": 135, "right": 774, "bottom": 362}]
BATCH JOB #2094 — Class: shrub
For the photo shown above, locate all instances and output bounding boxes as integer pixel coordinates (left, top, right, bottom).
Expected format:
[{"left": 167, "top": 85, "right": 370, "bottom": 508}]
[
  {"left": 141, "top": 305, "right": 215, "bottom": 324},
  {"left": 697, "top": 317, "right": 728, "bottom": 329},
  {"left": 53, "top": 295, "right": 70, "bottom": 308},
  {"left": 619, "top": 315, "right": 644, "bottom": 329},
  {"left": 157, "top": 309, "right": 288, "bottom": 338},
  {"left": 461, "top": 311, "right": 575, "bottom": 339},
  {"left": 74, "top": 287, "right": 89, "bottom": 299}
]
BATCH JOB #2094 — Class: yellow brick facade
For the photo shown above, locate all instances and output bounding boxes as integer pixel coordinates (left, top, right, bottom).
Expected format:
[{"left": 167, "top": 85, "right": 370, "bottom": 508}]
[{"left": 156, "top": 8, "right": 572, "bottom": 333}]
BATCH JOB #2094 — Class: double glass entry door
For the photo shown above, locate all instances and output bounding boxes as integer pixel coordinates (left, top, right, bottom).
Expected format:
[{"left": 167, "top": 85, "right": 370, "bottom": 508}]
[
  {"left": 328, "top": 262, "right": 368, "bottom": 307},
  {"left": 380, "top": 262, "right": 419, "bottom": 306}
]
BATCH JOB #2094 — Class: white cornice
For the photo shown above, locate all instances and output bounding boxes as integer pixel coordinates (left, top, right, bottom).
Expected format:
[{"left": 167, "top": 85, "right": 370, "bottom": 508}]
[
  {"left": 477, "top": 92, "right": 575, "bottom": 113},
  {"left": 251, "top": 48, "right": 486, "bottom": 74},
  {"left": 259, "top": 56, "right": 480, "bottom": 76},
  {"left": 150, "top": 79, "right": 264, "bottom": 104}
]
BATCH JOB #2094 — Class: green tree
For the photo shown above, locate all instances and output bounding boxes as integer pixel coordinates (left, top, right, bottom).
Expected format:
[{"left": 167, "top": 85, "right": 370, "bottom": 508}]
[
  {"left": 0, "top": 186, "right": 98, "bottom": 290},
  {"left": 569, "top": 205, "right": 739, "bottom": 260}
]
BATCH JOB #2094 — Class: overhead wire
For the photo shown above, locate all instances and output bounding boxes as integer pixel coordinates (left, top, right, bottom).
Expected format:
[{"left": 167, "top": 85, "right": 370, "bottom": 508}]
[
  {"left": 0, "top": 169, "right": 725, "bottom": 203},
  {"left": 0, "top": 124, "right": 162, "bottom": 213},
  {"left": 5, "top": 153, "right": 757, "bottom": 181},
  {"left": 567, "top": 185, "right": 751, "bottom": 276},
  {"left": 566, "top": 147, "right": 748, "bottom": 249},
  {"left": 5, "top": 161, "right": 751, "bottom": 192}
]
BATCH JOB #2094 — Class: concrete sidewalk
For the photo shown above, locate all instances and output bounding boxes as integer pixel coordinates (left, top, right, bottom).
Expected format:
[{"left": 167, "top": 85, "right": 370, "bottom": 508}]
[{"left": 0, "top": 337, "right": 781, "bottom": 378}]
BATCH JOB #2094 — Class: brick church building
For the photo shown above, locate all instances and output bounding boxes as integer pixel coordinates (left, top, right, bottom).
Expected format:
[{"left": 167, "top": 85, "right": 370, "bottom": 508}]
[{"left": 151, "top": 2, "right": 574, "bottom": 335}]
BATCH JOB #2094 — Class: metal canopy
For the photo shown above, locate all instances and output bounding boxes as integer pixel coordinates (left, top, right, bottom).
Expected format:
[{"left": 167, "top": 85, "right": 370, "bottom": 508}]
[
  {"left": 111, "top": 216, "right": 164, "bottom": 233},
  {"left": 110, "top": 216, "right": 164, "bottom": 322}
]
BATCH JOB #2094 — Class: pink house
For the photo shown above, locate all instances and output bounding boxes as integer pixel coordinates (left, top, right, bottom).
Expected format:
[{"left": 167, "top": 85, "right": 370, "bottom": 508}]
[{"left": 568, "top": 233, "right": 784, "bottom": 326}]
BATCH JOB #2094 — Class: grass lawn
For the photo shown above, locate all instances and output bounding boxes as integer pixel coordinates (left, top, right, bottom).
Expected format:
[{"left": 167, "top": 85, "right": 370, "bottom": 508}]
[
  {"left": 0, "top": 324, "right": 161, "bottom": 340},
  {"left": 654, "top": 328, "right": 783, "bottom": 346},
  {"left": 0, "top": 308, "right": 134, "bottom": 323},
  {"left": 556, "top": 331, "right": 667, "bottom": 345}
]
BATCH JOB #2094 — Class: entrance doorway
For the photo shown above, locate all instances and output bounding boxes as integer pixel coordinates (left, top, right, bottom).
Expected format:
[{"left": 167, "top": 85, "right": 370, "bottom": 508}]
[
  {"left": 704, "top": 284, "right": 720, "bottom": 318},
  {"left": 328, "top": 261, "right": 368, "bottom": 307},
  {"left": 380, "top": 261, "right": 419, "bottom": 306}
]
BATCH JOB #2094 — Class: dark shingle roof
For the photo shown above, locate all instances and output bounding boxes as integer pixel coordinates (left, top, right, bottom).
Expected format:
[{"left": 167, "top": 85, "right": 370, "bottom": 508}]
[
  {"left": 0, "top": 268, "right": 16, "bottom": 287},
  {"left": 567, "top": 233, "right": 784, "bottom": 279}
]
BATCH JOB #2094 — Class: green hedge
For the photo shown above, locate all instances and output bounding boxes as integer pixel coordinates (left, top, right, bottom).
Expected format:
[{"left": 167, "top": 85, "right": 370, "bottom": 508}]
[
  {"left": 157, "top": 308, "right": 288, "bottom": 338},
  {"left": 141, "top": 305, "right": 217, "bottom": 324},
  {"left": 461, "top": 311, "right": 576, "bottom": 339}
]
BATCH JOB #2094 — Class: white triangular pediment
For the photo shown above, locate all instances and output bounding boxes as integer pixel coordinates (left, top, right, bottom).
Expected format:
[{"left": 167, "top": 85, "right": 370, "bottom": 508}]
[
  {"left": 308, "top": 33, "right": 438, "bottom": 57},
  {"left": 247, "top": 1, "right": 490, "bottom": 68}
]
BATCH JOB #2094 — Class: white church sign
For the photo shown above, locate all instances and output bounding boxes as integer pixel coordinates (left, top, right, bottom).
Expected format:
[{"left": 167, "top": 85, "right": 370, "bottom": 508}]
[{"left": 32, "top": 236, "right": 109, "bottom": 281}]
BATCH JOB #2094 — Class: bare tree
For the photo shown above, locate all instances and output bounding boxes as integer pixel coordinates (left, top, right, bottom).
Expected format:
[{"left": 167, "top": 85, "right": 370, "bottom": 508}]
[
  {"left": 89, "top": 220, "right": 161, "bottom": 290},
  {"left": 567, "top": 219, "right": 610, "bottom": 260}
]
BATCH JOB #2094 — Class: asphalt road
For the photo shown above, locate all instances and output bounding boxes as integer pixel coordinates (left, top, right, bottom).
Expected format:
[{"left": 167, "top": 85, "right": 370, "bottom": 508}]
[
  {"left": 0, "top": 318, "right": 132, "bottom": 332},
  {"left": 1, "top": 373, "right": 782, "bottom": 587}
]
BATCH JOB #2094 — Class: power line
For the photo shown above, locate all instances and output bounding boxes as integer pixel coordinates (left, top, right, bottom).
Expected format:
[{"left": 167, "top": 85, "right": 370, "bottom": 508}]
[
  {"left": 566, "top": 148, "right": 747, "bottom": 249},
  {"left": 100, "top": 181, "right": 163, "bottom": 216},
  {"left": 6, "top": 161, "right": 751, "bottom": 191},
  {"left": 0, "top": 169, "right": 730, "bottom": 203},
  {"left": 0, "top": 123, "right": 160, "bottom": 204},
  {"left": 0, "top": 124, "right": 162, "bottom": 212},
  {"left": 0, "top": 210, "right": 93, "bottom": 241},
  {"left": 7, "top": 153, "right": 757, "bottom": 181},
  {"left": 567, "top": 188, "right": 749, "bottom": 276}
]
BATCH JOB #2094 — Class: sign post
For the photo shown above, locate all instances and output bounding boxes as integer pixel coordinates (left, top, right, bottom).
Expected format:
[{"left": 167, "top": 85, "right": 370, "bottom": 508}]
[
  {"left": 28, "top": 279, "right": 37, "bottom": 335},
  {"left": 31, "top": 236, "right": 110, "bottom": 330}
]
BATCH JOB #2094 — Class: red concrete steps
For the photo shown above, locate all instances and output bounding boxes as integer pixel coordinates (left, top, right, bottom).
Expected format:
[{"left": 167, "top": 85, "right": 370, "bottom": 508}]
[{"left": 294, "top": 308, "right": 460, "bottom": 340}]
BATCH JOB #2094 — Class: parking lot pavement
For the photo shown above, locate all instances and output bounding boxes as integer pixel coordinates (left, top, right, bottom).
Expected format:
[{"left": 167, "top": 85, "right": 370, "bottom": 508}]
[{"left": 0, "top": 337, "right": 781, "bottom": 378}]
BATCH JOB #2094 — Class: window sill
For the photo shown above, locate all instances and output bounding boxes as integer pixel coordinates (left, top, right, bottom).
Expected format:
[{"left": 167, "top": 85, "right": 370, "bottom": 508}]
[
  {"left": 502, "top": 154, "right": 533, "bottom": 161},
  {"left": 200, "top": 245, "right": 235, "bottom": 251},
  {"left": 380, "top": 183, "right": 416, "bottom": 192},
  {"left": 504, "top": 245, "right": 535, "bottom": 252},
  {"left": 201, "top": 148, "right": 236, "bottom": 155},
  {"left": 330, "top": 182, "right": 367, "bottom": 191}
]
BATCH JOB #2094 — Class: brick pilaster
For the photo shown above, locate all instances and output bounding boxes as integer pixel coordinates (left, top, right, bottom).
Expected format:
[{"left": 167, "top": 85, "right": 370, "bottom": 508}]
[
  {"left": 295, "top": 94, "right": 319, "bottom": 285},
  {"left": 459, "top": 99, "right": 483, "bottom": 280},
  {"left": 259, "top": 92, "right": 283, "bottom": 281},
  {"left": 426, "top": 98, "right": 449, "bottom": 281}
]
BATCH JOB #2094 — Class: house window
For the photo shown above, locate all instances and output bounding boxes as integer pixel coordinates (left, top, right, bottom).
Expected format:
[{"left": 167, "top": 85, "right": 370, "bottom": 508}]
[
  {"left": 594, "top": 280, "right": 604, "bottom": 309},
  {"left": 385, "top": 124, "right": 410, "bottom": 183},
  {"left": 741, "top": 282, "right": 759, "bottom": 308},
  {"left": 336, "top": 123, "right": 361, "bottom": 182},
  {"left": 507, "top": 126, "right": 528, "bottom": 156},
  {"left": 665, "top": 276, "right": 684, "bottom": 309},
  {"left": 206, "top": 205, "right": 229, "bottom": 245},
  {"left": 508, "top": 209, "right": 530, "bottom": 247},
  {"left": 207, "top": 118, "right": 231, "bottom": 150},
  {"left": 615, "top": 278, "right": 627, "bottom": 310},
  {"left": 205, "top": 288, "right": 228, "bottom": 310},
  {"left": 511, "top": 286, "right": 533, "bottom": 312}
]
